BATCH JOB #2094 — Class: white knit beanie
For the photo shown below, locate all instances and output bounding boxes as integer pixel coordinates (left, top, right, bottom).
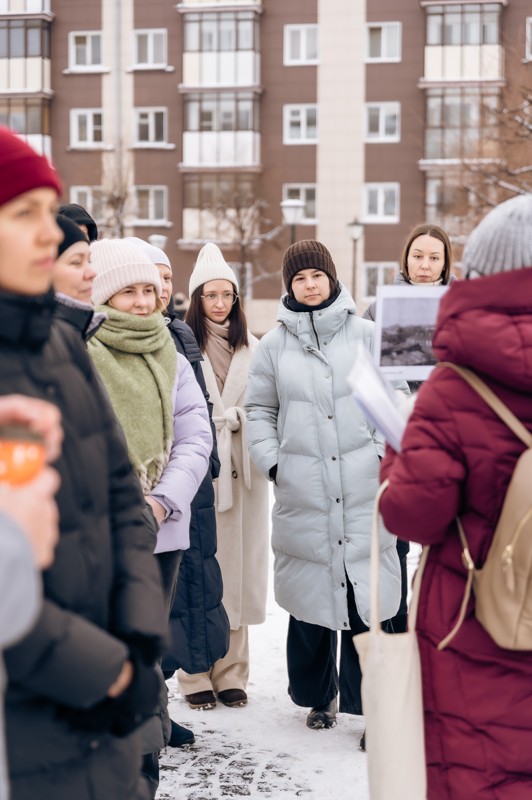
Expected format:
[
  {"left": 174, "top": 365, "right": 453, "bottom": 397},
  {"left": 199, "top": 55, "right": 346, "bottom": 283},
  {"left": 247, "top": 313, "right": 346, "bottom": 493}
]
[
  {"left": 123, "top": 236, "right": 171, "bottom": 271},
  {"left": 91, "top": 239, "right": 162, "bottom": 306},
  {"left": 463, "top": 193, "right": 532, "bottom": 278},
  {"left": 188, "top": 242, "right": 238, "bottom": 298}
]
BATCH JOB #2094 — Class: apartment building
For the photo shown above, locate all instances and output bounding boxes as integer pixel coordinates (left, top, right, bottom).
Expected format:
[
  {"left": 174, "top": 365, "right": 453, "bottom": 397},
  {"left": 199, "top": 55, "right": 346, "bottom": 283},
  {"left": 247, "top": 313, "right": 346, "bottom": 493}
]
[{"left": 0, "top": 0, "right": 529, "bottom": 327}]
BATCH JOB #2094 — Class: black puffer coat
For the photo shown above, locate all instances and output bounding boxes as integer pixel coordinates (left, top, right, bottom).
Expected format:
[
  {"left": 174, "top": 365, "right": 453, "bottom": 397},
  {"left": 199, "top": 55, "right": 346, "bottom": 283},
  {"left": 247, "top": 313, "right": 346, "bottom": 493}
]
[
  {"left": 162, "top": 311, "right": 230, "bottom": 674},
  {"left": 1, "top": 291, "right": 166, "bottom": 800}
]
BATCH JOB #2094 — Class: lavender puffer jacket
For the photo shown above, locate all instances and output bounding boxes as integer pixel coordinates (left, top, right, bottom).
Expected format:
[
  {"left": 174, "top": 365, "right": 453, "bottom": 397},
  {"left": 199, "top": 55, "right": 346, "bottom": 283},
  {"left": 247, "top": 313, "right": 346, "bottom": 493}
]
[{"left": 150, "top": 353, "right": 212, "bottom": 554}]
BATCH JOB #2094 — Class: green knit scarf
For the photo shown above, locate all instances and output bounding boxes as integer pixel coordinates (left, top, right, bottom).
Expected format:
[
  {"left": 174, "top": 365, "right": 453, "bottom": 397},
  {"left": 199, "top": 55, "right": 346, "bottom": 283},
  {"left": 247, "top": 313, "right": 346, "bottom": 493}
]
[{"left": 88, "top": 306, "right": 177, "bottom": 493}]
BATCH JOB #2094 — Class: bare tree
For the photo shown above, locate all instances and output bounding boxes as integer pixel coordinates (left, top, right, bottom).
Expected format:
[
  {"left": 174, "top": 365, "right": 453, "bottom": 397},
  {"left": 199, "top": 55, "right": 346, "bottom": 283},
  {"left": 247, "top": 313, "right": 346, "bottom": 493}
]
[{"left": 206, "top": 192, "right": 284, "bottom": 305}]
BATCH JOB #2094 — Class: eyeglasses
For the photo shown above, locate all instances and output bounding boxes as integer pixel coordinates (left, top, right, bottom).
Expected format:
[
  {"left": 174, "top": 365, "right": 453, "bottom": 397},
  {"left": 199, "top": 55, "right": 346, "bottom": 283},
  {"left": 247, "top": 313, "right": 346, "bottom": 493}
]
[{"left": 201, "top": 292, "right": 238, "bottom": 305}]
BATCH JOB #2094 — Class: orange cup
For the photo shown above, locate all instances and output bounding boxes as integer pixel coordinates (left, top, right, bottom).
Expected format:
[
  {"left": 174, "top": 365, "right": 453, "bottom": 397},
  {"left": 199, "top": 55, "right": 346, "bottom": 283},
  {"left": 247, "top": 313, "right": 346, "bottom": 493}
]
[{"left": 0, "top": 425, "right": 46, "bottom": 486}]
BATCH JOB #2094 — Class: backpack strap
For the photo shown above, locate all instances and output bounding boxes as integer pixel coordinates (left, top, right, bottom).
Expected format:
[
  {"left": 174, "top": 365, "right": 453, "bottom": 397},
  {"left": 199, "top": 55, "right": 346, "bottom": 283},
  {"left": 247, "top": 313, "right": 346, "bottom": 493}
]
[
  {"left": 436, "top": 362, "right": 532, "bottom": 449},
  {"left": 435, "top": 361, "right": 532, "bottom": 649}
]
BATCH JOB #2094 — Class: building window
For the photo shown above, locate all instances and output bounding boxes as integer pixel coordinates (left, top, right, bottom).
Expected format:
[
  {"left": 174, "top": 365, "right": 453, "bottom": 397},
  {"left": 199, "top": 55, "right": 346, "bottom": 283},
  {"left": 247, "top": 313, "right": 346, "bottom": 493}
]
[
  {"left": 366, "top": 22, "right": 401, "bottom": 62},
  {"left": 134, "top": 108, "right": 167, "bottom": 144},
  {"left": 183, "top": 174, "right": 256, "bottom": 209},
  {"left": 365, "top": 102, "right": 400, "bottom": 142},
  {"left": 526, "top": 17, "right": 532, "bottom": 60},
  {"left": 184, "top": 92, "right": 258, "bottom": 132},
  {"left": 0, "top": 98, "right": 50, "bottom": 135},
  {"left": 363, "top": 262, "right": 398, "bottom": 300},
  {"left": 0, "top": 0, "right": 50, "bottom": 11},
  {"left": 0, "top": 18, "right": 49, "bottom": 58},
  {"left": 283, "top": 104, "right": 318, "bottom": 144},
  {"left": 283, "top": 24, "right": 318, "bottom": 65},
  {"left": 133, "top": 186, "right": 168, "bottom": 223},
  {"left": 134, "top": 29, "right": 167, "bottom": 68},
  {"left": 282, "top": 184, "right": 316, "bottom": 223},
  {"left": 70, "top": 109, "right": 103, "bottom": 147},
  {"left": 425, "top": 87, "right": 499, "bottom": 160},
  {"left": 363, "top": 183, "right": 400, "bottom": 223},
  {"left": 184, "top": 11, "right": 258, "bottom": 53},
  {"left": 70, "top": 186, "right": 105, "bottom": 223},
  {"left": 426, "top": 4, "right": 500, "bottom": 47},
  {"left": 68, "top": 32, "right": 102, "bottom": 70}
]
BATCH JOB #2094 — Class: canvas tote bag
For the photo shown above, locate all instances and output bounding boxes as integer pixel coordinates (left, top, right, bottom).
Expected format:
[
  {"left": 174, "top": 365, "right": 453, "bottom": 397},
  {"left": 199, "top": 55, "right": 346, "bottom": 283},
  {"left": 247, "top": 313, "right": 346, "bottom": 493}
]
[{"left": 354, "top": 479, "right": 428, "bottom": 800}]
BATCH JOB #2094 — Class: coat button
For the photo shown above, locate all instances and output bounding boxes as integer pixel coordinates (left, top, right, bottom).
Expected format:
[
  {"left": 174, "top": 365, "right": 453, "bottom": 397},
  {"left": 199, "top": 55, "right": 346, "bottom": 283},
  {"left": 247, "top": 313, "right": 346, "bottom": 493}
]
[
  {"left": 332, "top": 456, "right": 337, "bottom": 461},
  {"left": 88, "top": 739, "right": 99, "bottom": 750},
  {"left": 338, "top": 540, "right": 342, "bottom": 546},
  {"left": 336, "top": 498, "right": 341, "bottom": 503},
  {"left": 44, "top": 384, "right": 57, "bottom": 397},
  {"left": 327, "top": 415, "right": 333, "bottom": 420},
  {"left": 343, "top": 622, "right": 348, "bottom": 628},
  {"left": 232, "top": 470, "right": 238, "bottom": 479},
  {"left": 341, "top": 582, "right": 345, "bottom": 588}
]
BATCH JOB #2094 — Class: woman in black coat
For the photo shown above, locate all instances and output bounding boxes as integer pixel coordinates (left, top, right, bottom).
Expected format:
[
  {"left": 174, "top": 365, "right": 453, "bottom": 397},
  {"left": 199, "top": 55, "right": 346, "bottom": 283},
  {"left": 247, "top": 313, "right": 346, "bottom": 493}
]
[{"left": 0, "top": 128, "right": 166, "bottom": 800}]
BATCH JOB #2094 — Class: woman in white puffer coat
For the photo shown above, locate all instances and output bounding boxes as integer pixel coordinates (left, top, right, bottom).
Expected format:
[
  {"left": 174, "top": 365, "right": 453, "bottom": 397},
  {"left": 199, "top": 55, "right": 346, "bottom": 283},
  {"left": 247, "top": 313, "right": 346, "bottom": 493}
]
[{"left": 246, "top": 240, "right": 401, "bottom": 735}]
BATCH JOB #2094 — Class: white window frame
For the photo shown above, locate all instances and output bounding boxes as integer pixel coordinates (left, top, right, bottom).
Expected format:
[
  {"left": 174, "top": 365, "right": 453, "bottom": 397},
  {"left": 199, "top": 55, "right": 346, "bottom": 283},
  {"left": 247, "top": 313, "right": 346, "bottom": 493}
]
[
  {"left": 365, "top": 102, "right": 400, "bottom": 143},
  {"left": 69, "top": 186, "right": 105, "bottom": 223},
  {"left": 366, "top": 22, "right": 402, "bottom": 63},
  {"left": 133, "top": 186, "right": 168, "bottom": 225},
  {"left": 283, "top": 24, "right": 318, "bottom": 66},
  {"left": 133, "top": 29, "right": 167, "bottom": 68},
  {"left": 282, "top": 183, "right": 317, "bottom": 224},
  {"left": 363, "top": 262, "right": 399, "bottom": 301},
  {"left": 133, "top": 107, "right": 168, "bottom": 146},
  {"left": 363, "top": 183, "right": 400, "bottom": 224},
  {"left": 68, "top": 31, "right": 102, "bottom": 71},
  {"left": 526, "top": 17, "right": 532, "bottom": 61},
  {"left": 283, "top": 104, "right": 318, "bottom": 145},
  {"left": 69, "top": 109, "right": 104, "bottom": 148}
]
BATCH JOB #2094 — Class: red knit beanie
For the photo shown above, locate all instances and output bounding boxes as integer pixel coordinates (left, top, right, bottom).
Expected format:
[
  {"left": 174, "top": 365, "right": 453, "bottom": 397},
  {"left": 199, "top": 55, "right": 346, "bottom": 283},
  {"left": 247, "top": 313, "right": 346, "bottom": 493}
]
[{"left": 0, "top": 126, "right": 62, "bottom": 207}]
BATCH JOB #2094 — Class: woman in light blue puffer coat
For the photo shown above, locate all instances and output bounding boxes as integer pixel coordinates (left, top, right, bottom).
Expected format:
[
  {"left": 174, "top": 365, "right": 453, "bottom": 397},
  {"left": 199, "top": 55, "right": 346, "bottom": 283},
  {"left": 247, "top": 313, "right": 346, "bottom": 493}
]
[{"left": 246, "top": 240, "right": 402, "bottom": 734}]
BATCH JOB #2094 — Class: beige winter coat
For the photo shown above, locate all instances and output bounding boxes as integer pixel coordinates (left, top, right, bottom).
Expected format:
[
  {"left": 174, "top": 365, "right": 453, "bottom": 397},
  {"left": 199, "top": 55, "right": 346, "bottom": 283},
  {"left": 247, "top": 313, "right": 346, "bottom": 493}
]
[{"left": 201, "top": 334, "right": 269, "bottom": 629}]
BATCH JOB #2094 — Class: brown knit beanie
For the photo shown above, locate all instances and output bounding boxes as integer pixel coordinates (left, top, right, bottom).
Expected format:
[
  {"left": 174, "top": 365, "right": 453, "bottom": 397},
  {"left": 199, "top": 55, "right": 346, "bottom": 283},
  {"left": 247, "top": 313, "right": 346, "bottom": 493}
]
[{"left": 282, "top": 240, "right": 337, "bottom": 293}]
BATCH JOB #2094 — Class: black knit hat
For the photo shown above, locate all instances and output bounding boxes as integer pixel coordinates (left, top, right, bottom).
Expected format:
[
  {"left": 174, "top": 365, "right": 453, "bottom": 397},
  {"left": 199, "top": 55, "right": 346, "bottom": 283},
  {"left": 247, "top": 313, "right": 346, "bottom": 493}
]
[
  {"left": 58, "top": 203, "right": 98, "bottom": 242},
  {"left": 282, "top": 240, "right": 337, "bottom": 292},
  {"left": 56, "top": 214, "right": 89, "bottom": 257}
]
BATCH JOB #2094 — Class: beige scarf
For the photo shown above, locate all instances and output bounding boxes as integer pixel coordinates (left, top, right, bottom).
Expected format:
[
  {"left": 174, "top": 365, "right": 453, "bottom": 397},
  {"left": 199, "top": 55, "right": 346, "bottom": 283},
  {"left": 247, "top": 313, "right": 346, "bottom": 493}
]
[{"left": 205, "top": 318, "right": 233, "bottom": 393}]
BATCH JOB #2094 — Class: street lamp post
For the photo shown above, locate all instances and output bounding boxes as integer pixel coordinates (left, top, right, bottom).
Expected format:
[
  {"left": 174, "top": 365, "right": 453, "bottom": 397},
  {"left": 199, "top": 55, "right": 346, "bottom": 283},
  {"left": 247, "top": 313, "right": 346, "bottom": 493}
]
[
  {"left": 346, "top": 218, "right": 364, "bottom": 300},
  {"left": 280, "top": 198, "right": 306, "bottom": 246}
]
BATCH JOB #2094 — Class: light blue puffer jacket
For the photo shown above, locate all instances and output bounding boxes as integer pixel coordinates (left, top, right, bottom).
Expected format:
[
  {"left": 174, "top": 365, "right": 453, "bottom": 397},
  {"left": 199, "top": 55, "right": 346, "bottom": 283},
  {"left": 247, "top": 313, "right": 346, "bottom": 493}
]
[{"left": 246, "top": 284, "right": 401, "bottom": 630}]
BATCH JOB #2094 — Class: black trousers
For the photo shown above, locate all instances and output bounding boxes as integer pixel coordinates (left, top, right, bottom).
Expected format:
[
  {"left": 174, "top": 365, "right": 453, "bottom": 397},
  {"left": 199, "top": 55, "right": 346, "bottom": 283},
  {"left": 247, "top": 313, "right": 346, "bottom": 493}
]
[
  {"left": 287, "top": 579, "right": 368, "bottom": 715},
  {"left": 141, "top": 548, "right": 184, "bottom": 798}
]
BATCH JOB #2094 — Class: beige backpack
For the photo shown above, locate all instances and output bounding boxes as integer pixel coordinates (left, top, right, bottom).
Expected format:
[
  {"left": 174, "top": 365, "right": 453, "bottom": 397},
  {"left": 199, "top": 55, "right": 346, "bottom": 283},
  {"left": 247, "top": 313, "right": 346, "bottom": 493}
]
[{"left": 436, "top": 362, "right": 532, "bottom": 652}]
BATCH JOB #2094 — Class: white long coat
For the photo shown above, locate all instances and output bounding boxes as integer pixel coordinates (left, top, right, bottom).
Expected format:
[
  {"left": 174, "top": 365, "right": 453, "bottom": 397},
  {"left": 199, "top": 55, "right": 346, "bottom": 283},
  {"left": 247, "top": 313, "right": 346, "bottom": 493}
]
[
  {"left": 201, "top": 334, "right": 269, "bottom": 629},
  {"left": 246, "top": 286, "right": 401, "bottom": 630}
]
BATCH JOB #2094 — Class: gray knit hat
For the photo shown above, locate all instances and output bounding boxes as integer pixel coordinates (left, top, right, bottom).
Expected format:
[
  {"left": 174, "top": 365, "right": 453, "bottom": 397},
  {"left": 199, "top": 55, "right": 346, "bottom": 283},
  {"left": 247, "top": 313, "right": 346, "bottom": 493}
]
[
  {"left": 189, "top": 242, "right": 238, "bottom": 297},
  {"left": 91, "top": 239, "right": 162, "bottom": 306},
  {"left": 123, "top": 236, "right": 171, "bottom": 271},
  {"left": 282, "top": 240, "right": 337, "bottom": 292},
  {"left": 463, "top": 194, "right": 532, "bottom": 278}
]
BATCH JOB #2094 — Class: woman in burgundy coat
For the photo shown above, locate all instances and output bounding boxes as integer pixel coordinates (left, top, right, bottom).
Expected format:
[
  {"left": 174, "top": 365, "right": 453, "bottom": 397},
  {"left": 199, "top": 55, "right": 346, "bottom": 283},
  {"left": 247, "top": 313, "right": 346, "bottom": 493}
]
[{"left": 379, "top": 194, "right": 532, "bottom": 800}]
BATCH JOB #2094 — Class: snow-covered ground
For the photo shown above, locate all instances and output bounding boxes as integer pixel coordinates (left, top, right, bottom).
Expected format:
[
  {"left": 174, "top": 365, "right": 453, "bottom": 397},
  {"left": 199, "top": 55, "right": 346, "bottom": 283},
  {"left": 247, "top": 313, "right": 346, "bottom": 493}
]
[{"left": 160, "top": 560, "right": 369, "bottom": 799}]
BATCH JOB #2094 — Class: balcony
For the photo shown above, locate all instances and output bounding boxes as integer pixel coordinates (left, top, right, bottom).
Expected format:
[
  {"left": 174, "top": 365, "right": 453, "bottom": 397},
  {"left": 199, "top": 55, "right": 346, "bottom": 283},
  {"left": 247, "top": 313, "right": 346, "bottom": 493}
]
[
  {"left": 182, "top": 130, "right": 260, "bottom": 167},
  {"left": 423, "top": 44, "right": 503, "bottom": 83}
]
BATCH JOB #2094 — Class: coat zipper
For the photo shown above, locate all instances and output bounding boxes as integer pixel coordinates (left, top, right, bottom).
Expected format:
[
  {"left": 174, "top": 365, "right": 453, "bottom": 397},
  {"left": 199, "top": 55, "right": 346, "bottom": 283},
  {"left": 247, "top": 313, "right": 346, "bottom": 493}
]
[{"left": 309, "top": 311, "right": 320, "bottom": 351}]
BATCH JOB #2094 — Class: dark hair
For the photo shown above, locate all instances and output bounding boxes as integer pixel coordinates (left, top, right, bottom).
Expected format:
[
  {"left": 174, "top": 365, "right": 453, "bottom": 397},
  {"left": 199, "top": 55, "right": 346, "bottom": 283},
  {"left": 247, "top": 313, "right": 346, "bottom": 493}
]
[
  {"left": 400, "top": 223, "right": 453, "bottom": 284},
  {"left": 185, "top": 286, "right": 249, "bottom": 351}
]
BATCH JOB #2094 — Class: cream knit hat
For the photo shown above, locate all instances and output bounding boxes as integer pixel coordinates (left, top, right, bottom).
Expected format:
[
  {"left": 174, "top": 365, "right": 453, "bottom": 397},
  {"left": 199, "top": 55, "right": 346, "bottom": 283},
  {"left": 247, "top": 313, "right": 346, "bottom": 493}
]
[
  {"left": 91, "top": 239, "right": 162, "bottom": 306},
  {"left": 188, "top": 242, "right": 238, "bottom": 298}
]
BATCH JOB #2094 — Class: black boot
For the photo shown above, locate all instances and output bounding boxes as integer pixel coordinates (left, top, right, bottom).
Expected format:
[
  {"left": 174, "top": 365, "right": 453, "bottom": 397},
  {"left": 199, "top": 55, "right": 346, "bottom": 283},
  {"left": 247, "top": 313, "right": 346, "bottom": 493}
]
[
  {"left": 168, "top": 719, "right": 195, "bottom": 747},
  {"left": 306, "top": 697, "right": 337, "bottom": 729}
]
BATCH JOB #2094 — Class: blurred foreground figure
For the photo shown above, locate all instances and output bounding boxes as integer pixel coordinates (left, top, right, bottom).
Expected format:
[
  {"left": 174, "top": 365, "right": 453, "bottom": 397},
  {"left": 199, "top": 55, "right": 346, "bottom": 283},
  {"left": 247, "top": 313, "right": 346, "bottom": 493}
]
[
  {"left": 380, "top": 194, "right": 532, "bottom": 799},
  {"left": 0, "top": 126, "right": 165, "bottom": 800}
]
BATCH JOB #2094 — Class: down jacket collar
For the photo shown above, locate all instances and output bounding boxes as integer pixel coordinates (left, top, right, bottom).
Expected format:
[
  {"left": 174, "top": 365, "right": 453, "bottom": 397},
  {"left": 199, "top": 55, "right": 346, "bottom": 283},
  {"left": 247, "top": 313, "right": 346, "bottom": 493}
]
[
  {"left": 433, "top": 267, "right": 532, "bottom": 392},
  {"left": 0, "top": 289, "right": 55, "bottom": 348},
  {"left": 277, "top": 283, "right": 357, "bottom": 349}
]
